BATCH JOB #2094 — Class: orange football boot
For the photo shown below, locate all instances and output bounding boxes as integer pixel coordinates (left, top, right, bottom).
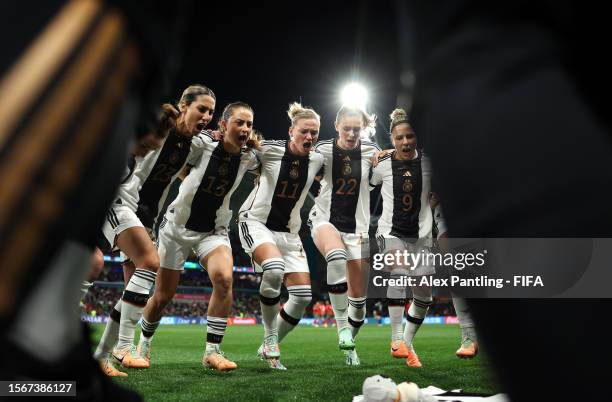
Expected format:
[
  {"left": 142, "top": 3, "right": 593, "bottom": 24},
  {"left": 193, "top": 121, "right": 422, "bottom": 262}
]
[
  {"left": 203, "top": 352, "right": 238, "bottom": 371},
  {"left": 112, "top": 346, "right": 150, "bottom": 369},
  {"left": 99, "top": 358, "right": 128, "bottom": 377},
  {"left": 456, "top": 340, "right": 479, "bottom": 359},
  {"left": 390, "top": 340, "right": 410, "bottom": 358},
  {"left": 405, "top": 347, "right": 422, "bottom": 368}
]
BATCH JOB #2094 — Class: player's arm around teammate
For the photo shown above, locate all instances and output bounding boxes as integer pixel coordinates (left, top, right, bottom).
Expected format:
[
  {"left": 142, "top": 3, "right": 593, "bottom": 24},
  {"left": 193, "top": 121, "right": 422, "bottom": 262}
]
[
  {"left": 140, "top": 102, "right": 260, "bottom": 372},
  {"left": 309, "top": 106, "right": 379, "bottom": 365},
  {"left": 238, "top": 103, "right": 322, "bottom": 370}
]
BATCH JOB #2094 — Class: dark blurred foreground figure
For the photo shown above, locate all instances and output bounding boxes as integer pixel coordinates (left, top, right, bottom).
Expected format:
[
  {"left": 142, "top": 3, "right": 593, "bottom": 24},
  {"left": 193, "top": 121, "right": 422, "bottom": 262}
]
[
  {"left": 402, "top": 1, "right": 612, "bottom": 401},
  {"left": 0, "top": 0, "right": 192, "bottom": 400}
]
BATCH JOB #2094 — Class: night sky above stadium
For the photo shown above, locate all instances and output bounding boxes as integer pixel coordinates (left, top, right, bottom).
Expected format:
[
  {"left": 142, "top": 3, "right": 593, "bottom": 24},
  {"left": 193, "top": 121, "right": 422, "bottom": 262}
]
[{"left": 175, "top": 1, "right": 401, "bottom": 145}]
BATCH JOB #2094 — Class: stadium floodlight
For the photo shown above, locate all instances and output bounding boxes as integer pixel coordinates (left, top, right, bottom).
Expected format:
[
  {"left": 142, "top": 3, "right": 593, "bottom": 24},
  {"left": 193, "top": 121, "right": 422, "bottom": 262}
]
[{"left": 340, "top": 82, "right": 368, "bottom": 110}]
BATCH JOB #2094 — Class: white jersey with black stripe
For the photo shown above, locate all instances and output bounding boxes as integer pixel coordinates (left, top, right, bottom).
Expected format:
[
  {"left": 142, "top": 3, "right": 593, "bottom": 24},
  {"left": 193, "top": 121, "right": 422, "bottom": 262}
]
[
  {"left": 114, "top": 130, "right": 203, "bottom": 214},
  {"left": 166, "top": 132, "right": 259, "bottom": 233},
  {"left": 239, "top": 140, "right": 324, "bottom": 233},
  {"left": 310, "top": 138, "right": 380, "bottom": 234},
  {"left": 370, "top": 149, "right": 433, "bottom": 243}
]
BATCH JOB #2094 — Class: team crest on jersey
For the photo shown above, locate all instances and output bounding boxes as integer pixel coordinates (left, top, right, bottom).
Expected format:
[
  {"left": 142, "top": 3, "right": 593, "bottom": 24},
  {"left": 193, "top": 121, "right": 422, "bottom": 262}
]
[
  {"left": 342, "top": 163, "right": 352, "bottom": 175},
  {"left": 218, "top": 163, "right": 229, "bottom": 176},
  {"left": 169, "top": 152, "right": 179, "bottom": 164},
  {"left": 342, "top": 156, "right": 352, "bottom": 175},
  {"left": 289, "top": 160, "right": 300, "bottom": 179},
  {"left": 403, "top": 179, "right": 412, "bottom": 192}
]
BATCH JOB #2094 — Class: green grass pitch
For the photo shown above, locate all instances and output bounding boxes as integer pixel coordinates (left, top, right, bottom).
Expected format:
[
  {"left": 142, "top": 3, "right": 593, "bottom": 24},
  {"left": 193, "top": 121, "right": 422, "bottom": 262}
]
[{"left": 90, "top": 324, "right": 498, "bottom": 401}]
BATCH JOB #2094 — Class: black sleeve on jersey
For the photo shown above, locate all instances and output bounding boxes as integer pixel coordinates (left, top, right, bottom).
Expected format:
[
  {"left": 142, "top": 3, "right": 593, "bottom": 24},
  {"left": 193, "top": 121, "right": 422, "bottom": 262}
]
[
  {"left": 370, "top": 186, "right": 383, "bottom": 215},
  {"left": 308, "top": 180, "right": 321, "bottom": 197},
  {"left": 368, "top": 166, "right": 376, "bottom": 188}
]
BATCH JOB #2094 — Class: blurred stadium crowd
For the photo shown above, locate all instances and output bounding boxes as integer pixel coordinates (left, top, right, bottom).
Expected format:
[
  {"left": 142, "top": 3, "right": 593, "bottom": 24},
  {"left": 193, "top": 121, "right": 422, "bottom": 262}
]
[{"left": 82, "top": 266, "right": 455, "bottom": 320}]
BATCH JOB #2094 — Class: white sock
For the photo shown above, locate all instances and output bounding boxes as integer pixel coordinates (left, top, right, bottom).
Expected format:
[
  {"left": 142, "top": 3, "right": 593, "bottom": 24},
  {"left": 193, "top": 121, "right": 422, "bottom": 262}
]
[
  {"left": 117, "top": 268, "right": 156, "bottom": 349},
  {"left": 388, "top": 299, "right": 406, "bottom": 342},
  {"left": 348, "top": 296, "right": 367, "bottom": 338},
  {"left": 278, "top": 285, "right": 312, "bottom": 342},
  {"left": 259, "top": 258, "right": 285, "bottom": 338},
  {"left": 206, "top": 316, "right": 228, "bottom": 354},
  {"left": 93, "top": 299, "right": 122, "bottom": 359},
  {"left": 452, "top": 296, "right": 477, "bottom": 342},
  {"left": 140, "top": 317, "right": 160, "bottom": 342},
  {"left": 404, "top": 297, "right": 431, "bottom": 346},
  {"left": 326, "top": 249, "right": 349, "bottom": 332}
]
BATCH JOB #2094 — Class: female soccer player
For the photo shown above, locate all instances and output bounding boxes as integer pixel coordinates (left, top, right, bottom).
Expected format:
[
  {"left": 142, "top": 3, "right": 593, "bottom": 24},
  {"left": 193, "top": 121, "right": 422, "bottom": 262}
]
[
  {"left": 94, "top": 85, "right": 216, "bottom": 376},
  {"left": 309, "top": 105, "right": 380, "bottom": 365},
  {"left": 238, "top": 102, "right": 323, "bottom": 370},
  {"left": 138, "top": 102, "right": 259, "bottom": 372},
  {"left": 370, "top": 108, "right": 434, "bottom": 368}
]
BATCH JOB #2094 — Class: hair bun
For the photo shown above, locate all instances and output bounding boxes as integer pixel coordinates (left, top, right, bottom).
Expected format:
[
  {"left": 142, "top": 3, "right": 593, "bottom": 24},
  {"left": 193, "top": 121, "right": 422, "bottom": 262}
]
[
  {"left": 389, "top": 108, "right": 411, "bottom": 132},
  {"left": 389, "top": 108, "right": 408, "bottom": 122},
  {"left": 287, "top": 102, "right": 320, "bottom": 125}
]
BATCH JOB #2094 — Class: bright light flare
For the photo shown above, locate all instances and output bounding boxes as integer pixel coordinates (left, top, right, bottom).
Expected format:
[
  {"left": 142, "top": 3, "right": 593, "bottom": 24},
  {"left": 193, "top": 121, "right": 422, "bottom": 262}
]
[{"left": 340, "top": 82, "right": 368, "bottom": 110}]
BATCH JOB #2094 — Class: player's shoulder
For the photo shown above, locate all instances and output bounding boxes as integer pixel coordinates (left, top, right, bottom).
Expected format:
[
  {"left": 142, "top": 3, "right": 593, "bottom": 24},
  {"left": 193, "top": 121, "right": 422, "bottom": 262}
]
[
  {"left": 241, "top": 146, "right": 259, "bottom": 160},
  {"left": 311, "top": 149, "right": 325, "bottom": 161},
  {"left": 259, "top": 140, "right": 287, "bottom": 158},
  {"left": 200, "top": 129, "right": 218, "bottom": 142},
  {"left": 262, "top": 139, "right": 286, "bottom": 148},
  {"left": 314, "top": 139, "right": 334, "bottom": 152},
  {"left": 361, "top": 140, "right": 382, "bottom": 152},
  {"left": 374, "top": 152, "right": 393, "bottom": 171},
  {"left": 191, "top": 130, "right": 217, "bottom": 148}
]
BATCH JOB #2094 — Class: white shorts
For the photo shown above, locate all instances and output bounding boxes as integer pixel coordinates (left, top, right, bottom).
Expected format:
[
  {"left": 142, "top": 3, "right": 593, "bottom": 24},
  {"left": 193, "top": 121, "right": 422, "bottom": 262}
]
[
  {"left": 157, "top": 219, "right": 231, "bottom": 271},
  {"left": 309, "top": 219, "right": 369, "bottom": 261},
  {"left": 101, "top": 204, "right": 144, "bottom": 251},
  {"left": 376, "top": 234, "right": 436, "bottom": 277},
  {"left": 238, "top": 219, "right": 309, "bottom": 274}
]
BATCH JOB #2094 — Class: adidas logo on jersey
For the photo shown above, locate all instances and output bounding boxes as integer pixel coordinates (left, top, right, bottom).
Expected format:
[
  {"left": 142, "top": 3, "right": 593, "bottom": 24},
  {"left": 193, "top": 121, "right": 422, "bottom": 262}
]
[
  {"left": 403, "top": 170, "right": 412, "bottom": 176},
  {"left": 343, "top": 156, "right": 351, "bottom": 162}
]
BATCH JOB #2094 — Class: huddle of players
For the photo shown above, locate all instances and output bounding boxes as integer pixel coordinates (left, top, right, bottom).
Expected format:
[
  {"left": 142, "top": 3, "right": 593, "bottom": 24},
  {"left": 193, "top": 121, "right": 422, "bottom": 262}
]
[{"left": 90, "top": 83, "right": 475, "bottom": 376}]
